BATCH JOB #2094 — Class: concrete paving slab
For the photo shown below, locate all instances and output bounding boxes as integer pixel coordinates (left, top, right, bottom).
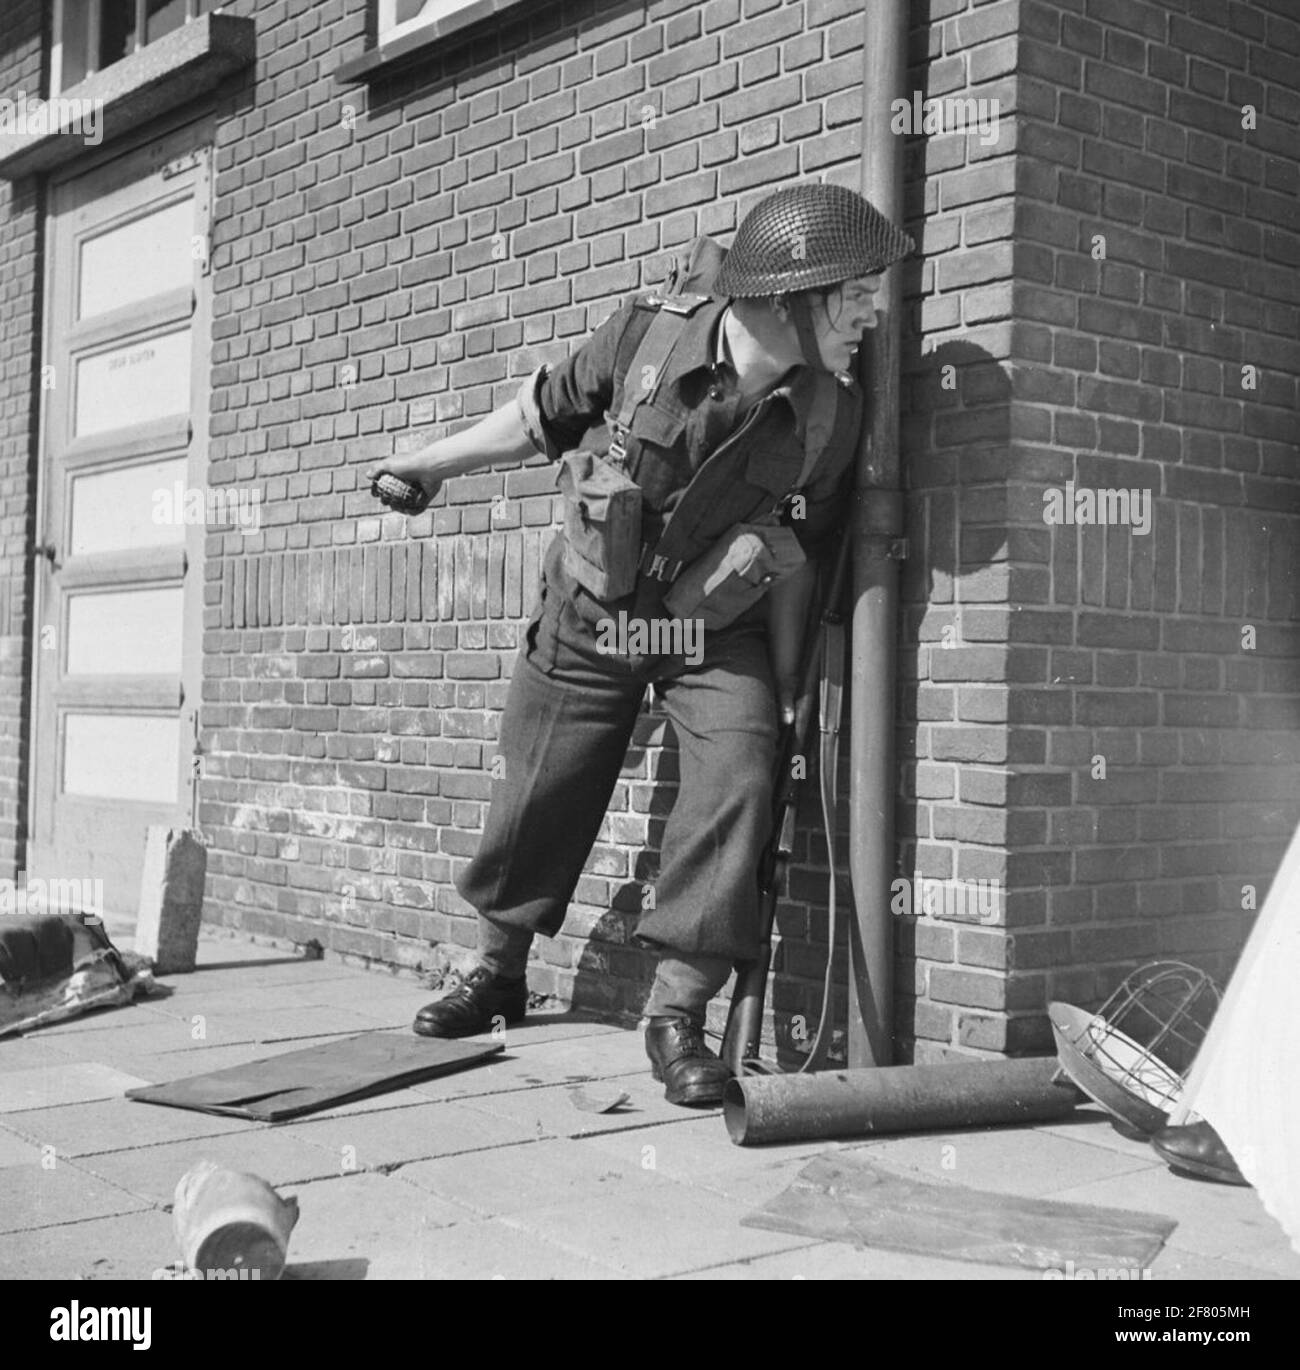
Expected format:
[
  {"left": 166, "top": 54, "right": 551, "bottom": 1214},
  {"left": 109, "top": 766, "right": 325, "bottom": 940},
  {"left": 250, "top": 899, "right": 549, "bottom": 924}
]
[
  {"left": 125, "top": 988, "right": 308, "bottom": 1021},
  {"left": 503, "top": 1024, "right": 650, "bottom": 1067},
  {"left": 318, "top": 1005, "right": 421, "bottom": 1030},
  {"left": 413, "top": 1214, "right": 628, "bottom": 1279},
  {"left": 0, "top": 1033, "right": 81, "bottom": 1073},
  {"left": 405, "top": 1055, "right": 628, "bottom": 1104},
  {"left": 0, "top": 1125, "right": 43, "bottom": 1167},
  {"left": 4, "top": 1096, "right": 254, "bottom": 1157},
  {"left": 1033, "top": 1107, "right": 1165, "bottom": 1163},
  {"left": 1051, "top": 1166, "right": 1300, "bottom": 1276},
  {"left": 842, "top": 1123, "right": 1160, "bottom": 1197},
  {"left": 267, "top": 977, "right": 437, "bottom": 1009},
  {"left": 59, "top": 1013, "right": 386, "bottom": 1063},
  {"left": 280, "top": 1172, "right": 480, "bottom": 1280},
  {"left": 0, "top": 1160, "right": 151, "bottom": 1234},
  {"left": 465, "top": 1013, "right": 625, "bottom": 1049},
  {"left": 287, "top": 1099, "right": 540, "bottom": 1171},
  {"left": 675, "top": 1240, "right": 1046, "bottom": 1280},
  {"left": 154, "top": 1006, "right": 389, "bottom": 1046},
  {"left": 25, "top": 1020, "right": 239, "bottom": 1061},
  {"left": 16, "top": 1003, "right": 168, "bottom": 1038},
  {"left": 458, "top": 1070, "right": 708, "bottom": 1140},
  {"left": 0, "top": 1206, "right": 177, "bottom": 1280},
  {"left": 192, "top": 936, "right": 291, "bottom": 963},
  {"left": 0, "top": 1062, "right": 151, "bottom": 1113},
  {"left": 171, "top": 961, "right": 367, "bottom": 989},
  {"left": 583, "top": 1121, "right": 854, "bottom": 1204},
  {"left": 504, "top": 1180, "right": 825, "bottom": 1278},
  {"left": 1151, "top": 1246, "right": 1287, "bottom": 1281},
  {"left": 78, "top": 1128, "right": 342, "bottom": 1206},
  {"left": 397, "top": 1135, "right": 669, "bottom": 1218},
  {"left": 404, "top": 1043, "right": 641, "bottom": 1104}
]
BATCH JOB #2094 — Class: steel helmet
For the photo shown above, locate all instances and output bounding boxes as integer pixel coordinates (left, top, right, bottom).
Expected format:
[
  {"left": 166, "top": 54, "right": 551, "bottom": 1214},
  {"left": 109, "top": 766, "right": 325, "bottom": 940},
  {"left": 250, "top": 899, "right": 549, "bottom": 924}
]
[{"left": 714, "top": 183, "right": 914, "bottom": 297}]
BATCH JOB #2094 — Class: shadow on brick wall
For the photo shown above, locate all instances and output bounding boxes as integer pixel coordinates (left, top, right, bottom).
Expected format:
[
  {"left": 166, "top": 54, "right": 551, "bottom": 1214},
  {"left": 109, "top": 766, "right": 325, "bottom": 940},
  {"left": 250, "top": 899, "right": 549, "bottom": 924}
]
[{"left": 893, "top": 336, "right": 1015, "bottom": 1060}]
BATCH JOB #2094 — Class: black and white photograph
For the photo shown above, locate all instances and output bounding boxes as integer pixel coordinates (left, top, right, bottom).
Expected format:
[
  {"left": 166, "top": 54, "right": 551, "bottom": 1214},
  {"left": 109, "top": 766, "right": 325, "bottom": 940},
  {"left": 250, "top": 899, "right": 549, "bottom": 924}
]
[{"left": 0, "top": 0, "right": 1296, "bottom": 1324}]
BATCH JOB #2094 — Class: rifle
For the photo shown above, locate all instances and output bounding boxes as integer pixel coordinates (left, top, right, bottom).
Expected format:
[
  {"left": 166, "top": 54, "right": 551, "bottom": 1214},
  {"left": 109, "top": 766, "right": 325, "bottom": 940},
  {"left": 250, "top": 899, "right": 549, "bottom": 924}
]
[{"left": 721, "top": 526, "right": 852, "bottom": 1077}]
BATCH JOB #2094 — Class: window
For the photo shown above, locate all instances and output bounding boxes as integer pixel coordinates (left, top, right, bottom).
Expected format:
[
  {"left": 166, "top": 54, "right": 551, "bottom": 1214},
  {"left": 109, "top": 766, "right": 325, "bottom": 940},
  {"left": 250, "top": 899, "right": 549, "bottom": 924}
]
[
  {"left": 53, "top": 0, "right": 223, "bottom": 94},
  {"left": 378, "top": 0, "right": 488, "bottom": 45}
]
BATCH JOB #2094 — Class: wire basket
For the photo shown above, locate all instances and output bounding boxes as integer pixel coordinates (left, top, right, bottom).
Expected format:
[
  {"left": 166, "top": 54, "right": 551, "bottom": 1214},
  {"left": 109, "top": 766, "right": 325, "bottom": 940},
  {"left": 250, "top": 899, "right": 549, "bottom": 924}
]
[{"left": 1050, "top": 961, "right": 1221, "bottom": 1135}]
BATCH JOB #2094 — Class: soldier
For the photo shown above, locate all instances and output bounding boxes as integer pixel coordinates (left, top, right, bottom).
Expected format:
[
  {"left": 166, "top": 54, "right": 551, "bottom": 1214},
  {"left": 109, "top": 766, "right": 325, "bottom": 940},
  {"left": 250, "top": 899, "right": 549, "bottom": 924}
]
[{"left": 366, "top": 183, "right": 912, "bottom": 1106}]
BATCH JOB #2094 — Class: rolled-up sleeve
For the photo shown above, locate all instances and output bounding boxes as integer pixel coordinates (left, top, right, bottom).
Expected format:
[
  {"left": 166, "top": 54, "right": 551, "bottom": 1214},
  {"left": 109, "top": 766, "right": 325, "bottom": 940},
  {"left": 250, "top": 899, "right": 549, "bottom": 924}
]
[{"left": 515, "top": 300, "right": 641, "bottom": 461}]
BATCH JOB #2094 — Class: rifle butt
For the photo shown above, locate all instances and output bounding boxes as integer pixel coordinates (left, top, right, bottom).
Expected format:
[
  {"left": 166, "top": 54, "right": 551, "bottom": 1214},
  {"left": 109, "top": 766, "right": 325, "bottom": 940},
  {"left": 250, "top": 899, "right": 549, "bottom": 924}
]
[{"left": 721, "top": 950, "right": 770, "bottom": 1076}]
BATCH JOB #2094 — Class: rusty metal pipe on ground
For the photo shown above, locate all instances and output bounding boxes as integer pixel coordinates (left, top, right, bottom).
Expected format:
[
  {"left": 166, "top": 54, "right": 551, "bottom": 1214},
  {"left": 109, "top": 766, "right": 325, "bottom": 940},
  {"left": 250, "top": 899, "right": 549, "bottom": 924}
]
[{"left": 724, "top": 1059, "right": 1080, "bottom": 1146}]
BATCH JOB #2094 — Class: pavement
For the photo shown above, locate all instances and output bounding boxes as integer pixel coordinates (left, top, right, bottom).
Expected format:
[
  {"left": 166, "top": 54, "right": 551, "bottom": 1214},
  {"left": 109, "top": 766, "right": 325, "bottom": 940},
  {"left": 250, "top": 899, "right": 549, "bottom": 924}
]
[{"left": 2, "top": 930, "right": 1297, "bottom": 1282}]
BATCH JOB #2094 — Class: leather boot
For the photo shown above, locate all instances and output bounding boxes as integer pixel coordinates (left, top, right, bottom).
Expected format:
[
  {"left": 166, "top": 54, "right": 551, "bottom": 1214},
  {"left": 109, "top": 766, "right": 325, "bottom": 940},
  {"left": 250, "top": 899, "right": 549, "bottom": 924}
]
[
  {"left": 413, "top": 965, "right": 527, "bottom": 1038},
  {"left": 1151, "top": 1121, "right": 1250, "bottom": 1186},
  {"left": 645, "top": 1016, "right": 732, "bottom": 1107}
]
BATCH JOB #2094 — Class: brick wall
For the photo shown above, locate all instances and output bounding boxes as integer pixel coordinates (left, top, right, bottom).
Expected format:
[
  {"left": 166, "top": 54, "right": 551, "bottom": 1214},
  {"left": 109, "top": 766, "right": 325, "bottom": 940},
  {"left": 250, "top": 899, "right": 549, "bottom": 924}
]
[
  {"left": 2, "top": 0, "right": 1294, "bottom": 1058},
  {"left": 0, "top": 2, "right": 45, "bottom": 880},
  {"left": 897, "top": 0, "right": 1300, "bottom": 1061},
  {"left": 199, "top": 0, "right": 888, "bottom": 1035}
]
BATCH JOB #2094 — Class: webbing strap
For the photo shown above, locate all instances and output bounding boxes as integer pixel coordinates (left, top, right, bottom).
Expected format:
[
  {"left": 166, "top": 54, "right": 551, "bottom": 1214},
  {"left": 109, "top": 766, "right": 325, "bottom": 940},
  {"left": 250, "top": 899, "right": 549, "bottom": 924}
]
[
  {"left": 797, "top": 613, "right": 846, "bottom": 1073},
  {"left": 607, "top": 302, "right": 699, "bottom": 463}
]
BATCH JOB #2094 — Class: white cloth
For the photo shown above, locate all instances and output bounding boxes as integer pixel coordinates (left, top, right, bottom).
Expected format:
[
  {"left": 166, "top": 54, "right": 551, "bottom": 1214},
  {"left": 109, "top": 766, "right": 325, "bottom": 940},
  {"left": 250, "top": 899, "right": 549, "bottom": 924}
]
[{"left": 1171, "top": 821, "right": 1300, "bottom": 1253}]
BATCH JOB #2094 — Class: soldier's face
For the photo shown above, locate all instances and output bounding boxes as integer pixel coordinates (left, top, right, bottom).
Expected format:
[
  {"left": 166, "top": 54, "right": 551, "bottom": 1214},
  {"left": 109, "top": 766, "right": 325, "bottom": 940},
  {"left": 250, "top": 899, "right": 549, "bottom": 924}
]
[{"left": 811, "top": 276, "right": 883, "bottom": 371}]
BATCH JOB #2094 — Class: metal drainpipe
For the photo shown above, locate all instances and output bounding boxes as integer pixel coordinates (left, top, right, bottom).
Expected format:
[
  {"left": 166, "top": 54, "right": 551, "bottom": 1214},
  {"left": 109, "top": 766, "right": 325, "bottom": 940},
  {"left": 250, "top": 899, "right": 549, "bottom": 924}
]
[{"left": 846, "top": 0, "right": 909, "bottom": 1068}]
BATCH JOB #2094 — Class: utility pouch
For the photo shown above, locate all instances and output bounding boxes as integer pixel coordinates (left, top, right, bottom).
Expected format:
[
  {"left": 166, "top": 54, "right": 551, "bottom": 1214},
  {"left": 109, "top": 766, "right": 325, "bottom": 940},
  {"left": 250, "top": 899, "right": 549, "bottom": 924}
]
[
  {"left": 663, "top": 522, "right": 806, "bottom": 630},
  {"left": 557, "top": 450, "right": 643, "bottom": 600}
]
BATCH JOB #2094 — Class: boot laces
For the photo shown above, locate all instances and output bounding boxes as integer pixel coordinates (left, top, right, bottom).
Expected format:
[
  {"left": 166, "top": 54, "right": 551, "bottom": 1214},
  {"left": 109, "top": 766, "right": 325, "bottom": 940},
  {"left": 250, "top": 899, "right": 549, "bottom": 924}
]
[{"left": 664, "top": 1018, "right": 715, "bottom": 1058}]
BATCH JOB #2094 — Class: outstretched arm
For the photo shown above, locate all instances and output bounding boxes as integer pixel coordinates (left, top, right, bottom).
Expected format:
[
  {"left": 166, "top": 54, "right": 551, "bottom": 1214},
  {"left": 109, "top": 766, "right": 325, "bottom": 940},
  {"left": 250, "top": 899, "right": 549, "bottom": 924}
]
[{"left": 363, "top": 401, "right": 537, "bottom": 501}]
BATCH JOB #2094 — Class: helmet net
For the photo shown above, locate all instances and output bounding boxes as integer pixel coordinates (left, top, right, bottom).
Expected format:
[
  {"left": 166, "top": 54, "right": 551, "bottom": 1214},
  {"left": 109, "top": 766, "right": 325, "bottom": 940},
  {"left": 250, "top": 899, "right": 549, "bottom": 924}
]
[{"left": 714, "top": 183, "right": 915, "bottom": 297}]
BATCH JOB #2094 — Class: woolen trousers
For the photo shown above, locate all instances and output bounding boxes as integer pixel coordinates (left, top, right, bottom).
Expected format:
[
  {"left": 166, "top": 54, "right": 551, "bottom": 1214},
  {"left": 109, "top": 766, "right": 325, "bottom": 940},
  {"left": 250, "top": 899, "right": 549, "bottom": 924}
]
[{"left": 456, "top": 571, "right": 779, "bottom": 963}]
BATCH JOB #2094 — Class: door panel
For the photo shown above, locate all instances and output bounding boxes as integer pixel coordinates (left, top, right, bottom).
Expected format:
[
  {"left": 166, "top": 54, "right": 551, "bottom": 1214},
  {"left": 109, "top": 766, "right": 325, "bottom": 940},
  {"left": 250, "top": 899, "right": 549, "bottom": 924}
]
[
  {"left": 28, "top": 121, "right": 211, "bottom": 926},
  {"left": 73, "top": 327, "right": 193, "bottom": 437}
]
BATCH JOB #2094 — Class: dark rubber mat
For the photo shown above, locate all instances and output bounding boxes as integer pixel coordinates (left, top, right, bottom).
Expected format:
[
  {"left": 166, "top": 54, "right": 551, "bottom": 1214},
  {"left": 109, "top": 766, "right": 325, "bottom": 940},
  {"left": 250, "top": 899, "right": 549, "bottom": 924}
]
[{"left": 126, "top": 1033, "right": 503, "bottom": 1121}]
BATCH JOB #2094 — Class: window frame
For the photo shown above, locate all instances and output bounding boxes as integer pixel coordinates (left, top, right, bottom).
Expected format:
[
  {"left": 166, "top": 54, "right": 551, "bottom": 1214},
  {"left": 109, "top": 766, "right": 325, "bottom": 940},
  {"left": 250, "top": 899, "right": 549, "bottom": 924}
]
[
  {"left": 52, "top": 0, "right": 214, "bottom": 96},
  {"left": 377, "top": 1, "right": 486, "bottom": 46}
]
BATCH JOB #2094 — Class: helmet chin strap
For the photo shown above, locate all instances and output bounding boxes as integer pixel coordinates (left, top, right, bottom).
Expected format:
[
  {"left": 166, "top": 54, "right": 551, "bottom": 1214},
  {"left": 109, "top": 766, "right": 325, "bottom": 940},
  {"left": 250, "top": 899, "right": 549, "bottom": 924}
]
[{"left": 788, "top": 292, "right": 830, "bottom": 372}]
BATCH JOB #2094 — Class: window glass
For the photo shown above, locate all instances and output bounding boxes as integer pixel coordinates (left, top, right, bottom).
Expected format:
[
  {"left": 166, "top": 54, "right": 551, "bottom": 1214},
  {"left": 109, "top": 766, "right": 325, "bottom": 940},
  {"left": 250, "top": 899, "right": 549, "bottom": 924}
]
[
  {"left": 382, "top": 2, "right": 472, "bottom": 39},
  {"left": 60, "top": 0, "right": 92, "bottom": 88},
  {"left": 98, "top": 0, "right": 138, "bottom": 69},
  {"left": 146, "top": 0, "right": 188, "bottom": 43}
]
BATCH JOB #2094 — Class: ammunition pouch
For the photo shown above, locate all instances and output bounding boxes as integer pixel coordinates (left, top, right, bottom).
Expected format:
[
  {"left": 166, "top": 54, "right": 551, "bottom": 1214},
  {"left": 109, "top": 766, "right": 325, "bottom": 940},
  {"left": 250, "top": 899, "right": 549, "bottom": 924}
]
[
  {"left": 663, "top": 521, "right": 806, "bottom": 631},
  {"left": 556, "top": 450, "right": 643, "bottom": 601}
]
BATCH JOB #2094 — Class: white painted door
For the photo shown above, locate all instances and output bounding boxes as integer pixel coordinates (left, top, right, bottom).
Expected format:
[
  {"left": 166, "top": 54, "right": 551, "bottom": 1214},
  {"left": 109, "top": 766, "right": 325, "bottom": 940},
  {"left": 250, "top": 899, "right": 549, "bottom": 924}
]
[{"left": 28, "top": 124, "right": 211, "bottom": 928}]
